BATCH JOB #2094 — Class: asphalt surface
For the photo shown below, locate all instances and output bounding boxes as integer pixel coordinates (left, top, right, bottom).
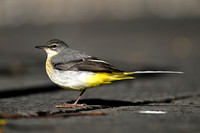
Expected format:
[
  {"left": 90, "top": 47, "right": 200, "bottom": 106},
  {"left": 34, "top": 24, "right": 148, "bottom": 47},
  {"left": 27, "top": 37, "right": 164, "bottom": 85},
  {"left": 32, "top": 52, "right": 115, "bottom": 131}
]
[{"left": 0, "top": 18, "right": 200, "bottom": 133}]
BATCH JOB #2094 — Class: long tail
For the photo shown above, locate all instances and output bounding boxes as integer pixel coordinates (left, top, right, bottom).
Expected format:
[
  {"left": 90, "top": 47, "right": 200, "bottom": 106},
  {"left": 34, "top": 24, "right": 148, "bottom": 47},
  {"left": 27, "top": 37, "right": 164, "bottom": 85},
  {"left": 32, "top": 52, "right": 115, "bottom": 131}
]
[
  {"left": 133, "top": 71, "right": 184, "bottom": 74},
  {"left": 122, "top": 70, "right": 184, "bottom": 81},
  {"left": 116, "top": 71, "right": 184, "bottom": 81}
]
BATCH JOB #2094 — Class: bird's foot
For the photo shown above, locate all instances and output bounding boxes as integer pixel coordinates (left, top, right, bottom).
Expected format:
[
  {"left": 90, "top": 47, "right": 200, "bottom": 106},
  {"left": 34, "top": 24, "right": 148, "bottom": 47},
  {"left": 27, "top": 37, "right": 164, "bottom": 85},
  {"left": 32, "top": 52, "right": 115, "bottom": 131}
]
[{"left": 55, "top": 103, "right": 87, "bottom": 108}]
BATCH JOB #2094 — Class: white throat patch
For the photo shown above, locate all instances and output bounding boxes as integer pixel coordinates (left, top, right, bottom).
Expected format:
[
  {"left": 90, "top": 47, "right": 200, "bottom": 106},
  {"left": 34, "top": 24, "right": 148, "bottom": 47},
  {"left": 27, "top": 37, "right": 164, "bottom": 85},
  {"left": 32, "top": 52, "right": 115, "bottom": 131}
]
[{"left": 44, "top": 49, "right": 58, "bottom": 58}]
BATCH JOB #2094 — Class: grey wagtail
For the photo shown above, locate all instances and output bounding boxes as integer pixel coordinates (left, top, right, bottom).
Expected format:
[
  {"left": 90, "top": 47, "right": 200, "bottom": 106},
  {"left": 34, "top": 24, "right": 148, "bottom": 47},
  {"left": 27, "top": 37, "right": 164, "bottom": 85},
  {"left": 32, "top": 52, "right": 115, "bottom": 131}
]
[{"left": 35, "top": 39, "right": 183, "bottom": 108}]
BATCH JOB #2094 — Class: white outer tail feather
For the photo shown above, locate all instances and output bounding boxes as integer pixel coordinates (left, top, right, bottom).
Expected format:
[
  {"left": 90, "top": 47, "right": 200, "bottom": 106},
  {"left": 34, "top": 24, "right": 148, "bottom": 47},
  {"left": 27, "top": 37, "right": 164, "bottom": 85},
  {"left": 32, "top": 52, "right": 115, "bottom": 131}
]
[{"left": 133, "top": 71, "right": 184, "bottom": 74}]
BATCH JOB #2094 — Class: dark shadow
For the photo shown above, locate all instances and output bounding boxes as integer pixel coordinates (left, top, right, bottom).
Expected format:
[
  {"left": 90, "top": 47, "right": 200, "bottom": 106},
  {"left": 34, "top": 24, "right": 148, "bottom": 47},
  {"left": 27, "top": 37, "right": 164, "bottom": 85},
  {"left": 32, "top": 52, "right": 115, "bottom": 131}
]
[
  {"left": 68, "top": 94, "right": 192, "bottom": 107},
  {"left": 68, "top": 98, "right": 154, "bottom": 107},
  {"left": 0, "top": 85, "right": 62, "bottom": 99}
]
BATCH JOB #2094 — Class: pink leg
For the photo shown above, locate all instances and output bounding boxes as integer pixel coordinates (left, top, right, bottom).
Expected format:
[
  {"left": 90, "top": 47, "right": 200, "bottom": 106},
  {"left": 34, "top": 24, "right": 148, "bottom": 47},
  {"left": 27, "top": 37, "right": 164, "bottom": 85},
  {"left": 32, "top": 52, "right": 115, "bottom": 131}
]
[{"left": 56, "top": 89, "right": 86, "bottom": 108}]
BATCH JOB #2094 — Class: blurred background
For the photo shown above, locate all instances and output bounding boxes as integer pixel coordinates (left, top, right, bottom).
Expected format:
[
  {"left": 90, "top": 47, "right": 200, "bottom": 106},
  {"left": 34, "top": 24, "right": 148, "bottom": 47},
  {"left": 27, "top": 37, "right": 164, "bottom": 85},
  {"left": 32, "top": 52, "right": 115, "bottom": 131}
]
[{"left": 0, "top": 0, "right": 200, "bottom": 91}]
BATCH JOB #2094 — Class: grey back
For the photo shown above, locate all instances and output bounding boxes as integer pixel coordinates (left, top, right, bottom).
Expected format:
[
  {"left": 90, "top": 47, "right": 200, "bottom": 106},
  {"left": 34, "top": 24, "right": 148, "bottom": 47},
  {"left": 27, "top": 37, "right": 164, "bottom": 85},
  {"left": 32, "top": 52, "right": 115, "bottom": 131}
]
[{"left": 51, "top": 48, "right": 92, "bottom": 65}]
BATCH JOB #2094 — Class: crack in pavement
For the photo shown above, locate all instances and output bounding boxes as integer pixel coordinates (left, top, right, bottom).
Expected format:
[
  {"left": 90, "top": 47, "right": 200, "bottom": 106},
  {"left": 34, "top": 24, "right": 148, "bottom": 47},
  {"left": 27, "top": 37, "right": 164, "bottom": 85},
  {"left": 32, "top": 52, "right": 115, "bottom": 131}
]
[{"left": 0, "top": 112, "right": 105, "bottom": 119}]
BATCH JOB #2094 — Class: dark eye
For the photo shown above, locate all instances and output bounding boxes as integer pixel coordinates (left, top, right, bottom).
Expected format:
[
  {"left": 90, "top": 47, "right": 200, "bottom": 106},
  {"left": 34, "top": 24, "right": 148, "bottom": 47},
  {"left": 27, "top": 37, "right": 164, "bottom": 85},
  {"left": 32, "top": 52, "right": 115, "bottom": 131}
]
[{"left": 51, "top": 45, "right": 57, "bottom": 48}]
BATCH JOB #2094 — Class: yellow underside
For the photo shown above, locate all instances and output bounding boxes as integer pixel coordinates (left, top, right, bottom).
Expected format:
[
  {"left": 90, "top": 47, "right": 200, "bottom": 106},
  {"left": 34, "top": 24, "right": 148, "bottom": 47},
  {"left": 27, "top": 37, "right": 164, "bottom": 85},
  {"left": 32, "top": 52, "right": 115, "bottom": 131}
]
[{"left": 85, "top": 72, "right": 134, "bottom": 87}]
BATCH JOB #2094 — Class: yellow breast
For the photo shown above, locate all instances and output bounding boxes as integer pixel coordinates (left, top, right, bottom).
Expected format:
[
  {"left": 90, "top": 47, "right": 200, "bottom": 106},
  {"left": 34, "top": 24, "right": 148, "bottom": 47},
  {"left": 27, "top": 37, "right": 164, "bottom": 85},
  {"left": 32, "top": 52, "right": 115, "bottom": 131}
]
[{"left": 45, "top": 57, "right": 53, "bottom": 77}]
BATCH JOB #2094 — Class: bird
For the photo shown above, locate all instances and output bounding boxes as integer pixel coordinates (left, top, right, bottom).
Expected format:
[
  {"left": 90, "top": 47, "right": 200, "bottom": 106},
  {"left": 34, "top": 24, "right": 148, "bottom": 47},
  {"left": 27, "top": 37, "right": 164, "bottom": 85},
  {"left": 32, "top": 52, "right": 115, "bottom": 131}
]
[{"left": 35, "top": 39, "right": 183, "bottom": 108}]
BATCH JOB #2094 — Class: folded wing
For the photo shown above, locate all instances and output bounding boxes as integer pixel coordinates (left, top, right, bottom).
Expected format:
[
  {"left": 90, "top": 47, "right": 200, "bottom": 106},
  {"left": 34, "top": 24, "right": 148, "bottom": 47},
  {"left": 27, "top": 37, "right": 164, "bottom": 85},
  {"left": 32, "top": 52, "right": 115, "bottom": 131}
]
[{"left": 52, "top": 57, "right": 123, "bottom": 73}]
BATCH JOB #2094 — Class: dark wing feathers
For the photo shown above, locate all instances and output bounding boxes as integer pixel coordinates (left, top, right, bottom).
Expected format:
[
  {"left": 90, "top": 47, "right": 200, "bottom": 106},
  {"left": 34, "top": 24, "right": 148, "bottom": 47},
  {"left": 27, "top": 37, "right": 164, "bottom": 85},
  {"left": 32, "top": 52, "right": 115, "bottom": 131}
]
[
  {"left": 51, "top": 48, "right": 122, "bottom": 72},
  {"left": 52, "top": 58, "right": 123, "bottom": 73},
  {"left": 52, "top": 60, "right": 80, "bottom": 71}
]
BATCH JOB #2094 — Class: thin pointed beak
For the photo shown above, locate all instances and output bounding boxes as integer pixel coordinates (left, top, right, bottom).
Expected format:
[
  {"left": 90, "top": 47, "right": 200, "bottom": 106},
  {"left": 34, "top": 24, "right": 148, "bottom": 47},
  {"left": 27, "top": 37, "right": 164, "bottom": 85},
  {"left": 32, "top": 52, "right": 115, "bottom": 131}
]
[{"left": 35, "top": 45, "right": 48, "bottom": 49}]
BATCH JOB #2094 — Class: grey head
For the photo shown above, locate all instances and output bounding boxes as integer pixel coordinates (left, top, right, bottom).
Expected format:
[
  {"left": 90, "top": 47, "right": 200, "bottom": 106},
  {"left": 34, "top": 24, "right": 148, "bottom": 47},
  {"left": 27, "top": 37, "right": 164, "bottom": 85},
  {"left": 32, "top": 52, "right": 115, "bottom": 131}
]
[
  {"left": 35, "top": 39, "right": 69, "bottom": 56},
  {"left": 36, "top": 39, "right": 92, "bottom": 64}
]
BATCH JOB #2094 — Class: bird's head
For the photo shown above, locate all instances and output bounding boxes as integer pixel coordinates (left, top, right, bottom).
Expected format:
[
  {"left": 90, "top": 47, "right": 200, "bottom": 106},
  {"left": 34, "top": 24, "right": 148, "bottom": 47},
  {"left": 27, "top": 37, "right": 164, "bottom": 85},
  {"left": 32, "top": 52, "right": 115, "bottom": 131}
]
[{"left": 35, "top": 39, "right": 69, "bottom": 56}]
